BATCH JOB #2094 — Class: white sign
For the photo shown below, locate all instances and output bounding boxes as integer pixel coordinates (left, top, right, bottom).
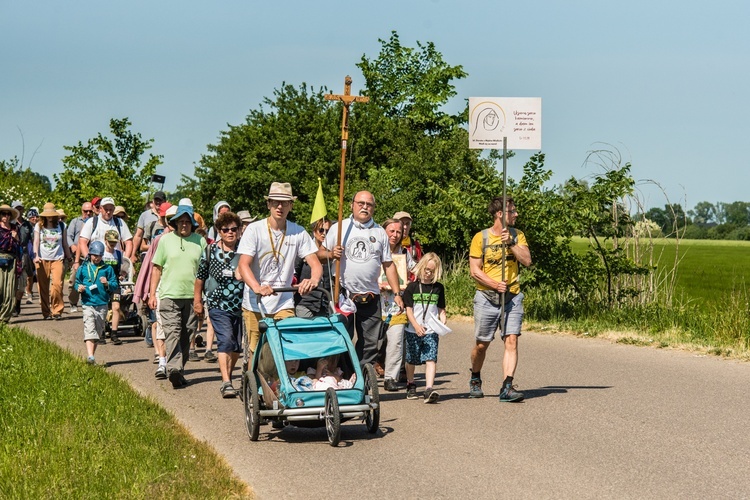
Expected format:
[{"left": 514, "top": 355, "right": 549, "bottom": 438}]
[{"left": 468, "top": 97, "right": 542, "bottom": 150}]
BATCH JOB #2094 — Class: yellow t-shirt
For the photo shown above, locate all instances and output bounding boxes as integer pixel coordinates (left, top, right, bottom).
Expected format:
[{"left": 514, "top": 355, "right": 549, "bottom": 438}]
[{"left": 469, "top": 228, "right": 527, "bottom": 295}]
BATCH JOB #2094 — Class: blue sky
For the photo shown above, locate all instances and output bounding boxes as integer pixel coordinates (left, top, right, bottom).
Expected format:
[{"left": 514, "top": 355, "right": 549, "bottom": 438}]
[{"left": 2, "top": 1, "right": 747, "bottom": 211}]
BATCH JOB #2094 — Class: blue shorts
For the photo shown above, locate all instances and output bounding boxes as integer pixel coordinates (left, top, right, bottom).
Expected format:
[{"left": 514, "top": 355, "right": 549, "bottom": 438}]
[
  {"left": 405, "top": 331, "right": 439, "bottom": 365},
  {"left": 473, "top": 291, "right": 524, "bottom": 342},
  {"left": 209, "top": 308, "right": 243, "bottom": 353}
]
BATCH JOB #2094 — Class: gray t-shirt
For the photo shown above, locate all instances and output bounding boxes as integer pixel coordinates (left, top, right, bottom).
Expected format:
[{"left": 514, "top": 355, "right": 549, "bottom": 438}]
[{"left": 324, "top": 215, "right": 392, "bottom": 295}]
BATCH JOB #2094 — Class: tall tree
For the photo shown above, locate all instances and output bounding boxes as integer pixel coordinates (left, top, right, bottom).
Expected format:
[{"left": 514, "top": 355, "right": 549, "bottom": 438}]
[
  {"left": 688, "top": 201, "right": 716, "bottom": 225},
  {"left": 54, "top": 118, "right": 162, "bottom": 217}
]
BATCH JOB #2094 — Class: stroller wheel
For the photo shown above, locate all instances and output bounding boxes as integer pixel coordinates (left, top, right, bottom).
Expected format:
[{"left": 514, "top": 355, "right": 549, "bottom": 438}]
[
  {"left": 243, "top": 372, "right": 261, "bottom": 441},
  {"left": 363, "top": 363, "right": 380, "bottom": 434},
  {"left": 325, "top": 387, "right": 341, "bottom": 447}
]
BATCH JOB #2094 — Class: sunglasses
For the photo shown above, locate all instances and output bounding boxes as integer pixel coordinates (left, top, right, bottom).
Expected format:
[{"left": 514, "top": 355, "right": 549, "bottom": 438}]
[
  {"left": 83, "top": 210, "right": 93, "bottom": 214},
  {"left": 0, "top": 211, "right": 11, "bottom": 217},
  {"left": 220, "top": 226, "right": 239, "bottom": 233},
  {"left": 316, "top": 228, "right": 329, "bottom": 234}
]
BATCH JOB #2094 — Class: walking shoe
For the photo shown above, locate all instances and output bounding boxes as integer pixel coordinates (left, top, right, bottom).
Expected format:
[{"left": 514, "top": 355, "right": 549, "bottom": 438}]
[
  {"left": 499, "top": 384, "right": 524, "bottom": 402},
  {"left": 469, "top": 377, "right": 484, "bottom": 398},
  {"left": 424, "top": 388, "right": 439, "bottom": 404},
  {"left": 155, "top": 365, "right": 167, "bottom": 379},
  {"left": 220, "top": 381, "right": 237, "bottom": 399},
  {"left": 153, "top": 353, "right": 160, "bottom": 364},
  {"left": 188, "top": 350, "right": 199, "bottom": 362},
  {"left": 97, "top": 337, "right": 107, "bottom": 345},
  {"left": 69, "top": 305, "right": 78, "bottom": 313},
  {"left": 87, "top": 356, "right": 96, "bottom": 365},
  {"left": 405, "top": 383, "right": 418, "bottom": 400},
  {"left": 24, "top": 293, "right": 32, "bottom": 304},
  {"left": 111, "top": 333, "right": 122, "bottom": 345},
  {"left": 383, "top": 378, "right": 400, "bottom": 392},
  {"left": 51, "top": 314, "right": 62, "bottom": 320},
  {"left": 168, "top": 370, "right": 187, "bottom": 389},
  {"left": 204, "top": 350, "right": 218, "bottom": 363},
  {"left": 195, "top": 334, "right": 205, "bottom": 348}
]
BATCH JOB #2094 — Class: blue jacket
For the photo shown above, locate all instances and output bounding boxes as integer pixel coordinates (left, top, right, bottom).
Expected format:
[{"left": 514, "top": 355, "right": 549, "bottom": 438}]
[{"left": 75, "top": 260, "right": 118, "bottom": 307}]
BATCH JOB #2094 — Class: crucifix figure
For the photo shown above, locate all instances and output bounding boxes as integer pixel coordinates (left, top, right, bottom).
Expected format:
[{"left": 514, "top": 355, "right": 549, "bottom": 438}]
[{"left": 325, "top": 76, "right": 369, "bottom": 301}]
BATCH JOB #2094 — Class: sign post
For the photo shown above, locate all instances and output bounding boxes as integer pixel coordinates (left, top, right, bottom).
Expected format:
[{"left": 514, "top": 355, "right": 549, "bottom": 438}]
[{"left": 469, "top": 97, "right": 542, "bottom": 333}]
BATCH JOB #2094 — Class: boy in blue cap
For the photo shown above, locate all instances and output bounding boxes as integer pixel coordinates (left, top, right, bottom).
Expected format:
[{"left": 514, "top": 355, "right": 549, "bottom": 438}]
[{"left": 75, "top": 241, "right": 118, "bottom": 365}]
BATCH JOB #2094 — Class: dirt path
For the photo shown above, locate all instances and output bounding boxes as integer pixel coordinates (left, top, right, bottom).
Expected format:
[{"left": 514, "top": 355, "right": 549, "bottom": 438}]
[{"left": 14, "top": 299, "right": 750, "bottom": 499}]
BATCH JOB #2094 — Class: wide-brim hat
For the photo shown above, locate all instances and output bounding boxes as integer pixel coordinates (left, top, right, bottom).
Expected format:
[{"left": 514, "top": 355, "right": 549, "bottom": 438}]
[
  {"left": 0, "top": 204, "right": 19, "bottom": 221},
  {"left": 169, "top": 204, "right": 198, "bottom": 229},
  {"left": 237, "top": 210, "right": 256, "bottom": 224},
  {"left": 113, "top": 205, "right": 128, "bottom": 218},
  {"left": 264, "top": 182, "right": 297, "bottom": 201},
  {"left": 40, "top": 202, "right": 59, "bottom": 218},
  {"left": 56, "top": 209, "right": 67, "bottom": 219}
]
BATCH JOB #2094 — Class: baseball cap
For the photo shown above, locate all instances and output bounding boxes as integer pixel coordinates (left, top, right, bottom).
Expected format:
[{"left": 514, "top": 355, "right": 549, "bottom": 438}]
[
  {"left": 100, "top": 197, "right": 115, "bottom": 208},
  {"left": 153, "top": 191, "right": 166, "bottom": 201},
  {"left": 91, "top": 196, "right": 102, "bottom": 206},
  {"left": 393, "top": 211, "right": 412, "bottom": 220}
]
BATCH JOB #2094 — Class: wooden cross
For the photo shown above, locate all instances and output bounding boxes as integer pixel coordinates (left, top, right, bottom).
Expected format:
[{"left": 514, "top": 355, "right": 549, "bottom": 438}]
[{"left": 325, "top": 76, "right": 369, "bottom": 302}]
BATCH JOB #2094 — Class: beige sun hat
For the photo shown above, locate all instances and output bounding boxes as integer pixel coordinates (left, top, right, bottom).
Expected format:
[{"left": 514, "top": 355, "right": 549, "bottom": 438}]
[
  {"left": 0, "top": 204, "right": 20, "bottom": 221},
  {"left": 264, "top": 182, "right": 297, "bottom": 201},
  {"left": 40, "top": 202, "right": 60, "bottom": 218},
  {"left": 56, "top": 208, "right": 67, "bottom": 220},
  {"left": 113, "top": 205, "right": 128, "bottom": 219}
]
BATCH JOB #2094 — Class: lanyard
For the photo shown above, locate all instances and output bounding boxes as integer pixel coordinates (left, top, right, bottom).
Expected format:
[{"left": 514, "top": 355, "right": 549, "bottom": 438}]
[
  {"left": 266, "top": 219, "right": 286, "bottom": 264},
  {"left": 418, "top": 281, "right": 435, "bottom": 323},
  {"left": 86, "top": 262, "right": 104, "bottom": 283}
]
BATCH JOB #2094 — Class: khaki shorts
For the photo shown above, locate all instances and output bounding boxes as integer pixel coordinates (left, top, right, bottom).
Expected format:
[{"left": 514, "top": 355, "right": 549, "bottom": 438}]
[
  {"left": 154, "top": 297, "right": 165, "bottom": 340},
  {"left": 83, "top": 305, "right": 107, "bottom": 341},
  {"left": 242, "top": 308, "right": 294, "bottom": 354}
]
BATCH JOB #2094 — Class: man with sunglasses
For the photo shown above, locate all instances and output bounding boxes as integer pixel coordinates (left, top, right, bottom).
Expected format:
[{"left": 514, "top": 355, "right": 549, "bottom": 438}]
[
  {"left": 320, "top": 191, "right": 404, "bottom": 370},
  {"left": 237, "top": 182, "right": 322, "bottom": 358},
  {"left": 66, "top": 202, "right": 94, "bottom": 312}
]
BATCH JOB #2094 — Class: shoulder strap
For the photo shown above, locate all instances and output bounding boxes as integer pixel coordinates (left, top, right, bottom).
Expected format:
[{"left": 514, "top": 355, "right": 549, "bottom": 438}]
[
  {"left": 92, "top": 216, "right": 98, "bottom": 232},
  {"left": 481, "top": 228, "right": 490, "bottom": 266}
]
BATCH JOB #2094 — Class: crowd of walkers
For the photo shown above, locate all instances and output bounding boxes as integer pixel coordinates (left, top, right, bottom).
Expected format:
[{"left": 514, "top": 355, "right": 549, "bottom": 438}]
[{"left": 0, "top": 182, "right": 530, "bottom": 403}]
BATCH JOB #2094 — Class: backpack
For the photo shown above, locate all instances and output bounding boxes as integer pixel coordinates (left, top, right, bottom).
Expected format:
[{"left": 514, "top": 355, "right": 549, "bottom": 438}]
[{"left": 92, "top": 216, "right": 123, "bottom": 250}]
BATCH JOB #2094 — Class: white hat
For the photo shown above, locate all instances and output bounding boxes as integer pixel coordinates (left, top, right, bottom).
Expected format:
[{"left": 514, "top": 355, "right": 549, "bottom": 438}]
[
  {"left": 165, "top": 205, "right": 178, "bottom": 217},
  {"left": 100, "top": 197, "right": 116, "bottom": 207},
  {"left": 178, "top": 198, "right": 193, "bottom": 207},
  {"left": 264, "top": 182, "right": 297, "bottom": 201}
]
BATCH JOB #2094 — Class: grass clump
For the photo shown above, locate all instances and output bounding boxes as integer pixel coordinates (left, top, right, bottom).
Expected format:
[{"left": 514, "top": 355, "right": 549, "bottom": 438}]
[{"left": 0, "top": 324, "right": 252, "bottom": 499}]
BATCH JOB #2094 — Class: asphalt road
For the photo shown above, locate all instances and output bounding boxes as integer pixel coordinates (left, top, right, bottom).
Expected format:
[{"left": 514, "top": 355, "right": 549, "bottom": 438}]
[{"left": 15, "top": 299, "right": 750, "bottom": 499}]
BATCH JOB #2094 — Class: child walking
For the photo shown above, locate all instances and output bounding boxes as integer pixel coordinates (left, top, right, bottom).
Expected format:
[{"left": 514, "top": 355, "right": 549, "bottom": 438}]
[
  {"left": 403, "top": 252, "right": 447, "bottom": 403},
  {"left": 74, "top": 241, "right": 118, "bottom": 365}
]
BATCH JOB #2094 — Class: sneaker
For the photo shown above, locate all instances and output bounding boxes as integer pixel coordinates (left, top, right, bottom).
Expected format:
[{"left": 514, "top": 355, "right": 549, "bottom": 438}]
[
  {"left": 51, "top": 314, "right": 62, "bottom": 320},
  {"left": 97, "top": 337, "right": 107, "bottom": 345},
  {"left": 405, "top": 383, "right": 418, "bottom": 400},
  {"left": 24, "top": 293, "right": 32, "bottom": 304},
  {"left": 383, "top": 378, "right": 400, "bottom": 392},
  {"left": 69, "top": 305, "right": 78, "bottom": 313},
  {"left": 204, "top": 350, "right": 218, "bottom": 363},
  {"left": 469, "top": 377, "right": 484, "bottom": 398},
  {"left": 188, "top": 350, "right": 199, "bottom": 362},
  {"left": 153, "top": 353, "right": 160, "bottom": 364},
  {"left": 424, "top": 388, "right": 439, "bottom": 404},
  {"left": 499, "top": 384, "right": 524, "bottom": 403},
  {"left": 111, "top": 333, "right": 122, "bottom": 345},
  {"left": 155, "top": 365, "right": 167, "bottom": 379},
  {"left": 195, "top": 334, "right": 205, "bottom": 348},
  {"left": 220, "top": 381, "right": 237, "bottom": 398},
  {"left": 87, "top": 356, "right": 96, "bottom": 365}
]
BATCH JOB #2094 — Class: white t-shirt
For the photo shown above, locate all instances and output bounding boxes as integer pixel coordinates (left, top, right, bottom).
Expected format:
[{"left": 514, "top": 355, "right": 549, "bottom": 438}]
[
  {"left": 324, "top": 215, "right": 392, "bottom": 295},
  {"left": 35, "top": 224, "right": 65, "bottom": 261},
  {"left": 237, "top": 218, "right": 317, "bottom": 314},
  {"left": 79, "top": 215, "right": 133, "bottom": 247}
]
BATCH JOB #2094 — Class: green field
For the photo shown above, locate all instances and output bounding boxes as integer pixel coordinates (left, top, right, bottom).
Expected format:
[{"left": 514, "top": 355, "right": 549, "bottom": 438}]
[{"left": 570, "top": 237, "right": 750, "bottom": 308}]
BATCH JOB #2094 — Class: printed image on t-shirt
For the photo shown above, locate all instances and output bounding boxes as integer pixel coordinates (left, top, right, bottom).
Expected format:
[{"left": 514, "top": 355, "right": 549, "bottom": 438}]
[{"left": 346, "top": 236, "right": 376, "bottom": 263}]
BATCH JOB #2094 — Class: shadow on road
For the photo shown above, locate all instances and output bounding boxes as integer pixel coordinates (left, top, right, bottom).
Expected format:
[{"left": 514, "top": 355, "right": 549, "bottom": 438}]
[
  {"left": 522, "top": 385, "right": 612, "bottom": 400},
  {"left": 106, "top": 358, "right": 148, "bottom": 367}
]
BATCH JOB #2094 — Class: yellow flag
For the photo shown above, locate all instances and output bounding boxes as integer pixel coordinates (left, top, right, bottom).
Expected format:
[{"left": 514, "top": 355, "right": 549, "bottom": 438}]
[{"left": 310, "top": 177, "right": 327, "bottom": 224}]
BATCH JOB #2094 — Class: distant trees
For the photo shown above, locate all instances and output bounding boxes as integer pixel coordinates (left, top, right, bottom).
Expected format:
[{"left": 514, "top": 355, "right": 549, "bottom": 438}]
[
  {"left": 0, "top": 156, "right": 53, "bottom": 210},
  {"left": 54, "top": 118, "right": 162, "bottom": 218}
]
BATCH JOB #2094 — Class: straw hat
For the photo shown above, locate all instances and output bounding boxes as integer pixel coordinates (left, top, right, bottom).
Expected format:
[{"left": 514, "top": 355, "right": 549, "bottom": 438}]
[
  {"left": 0, "top": 204, "right": 19, "bottom": 221},
  {"left": 264, "top": 182, "right": 297, "bottom": 201},
  {"left": 40, "top": 203, "right": 60, "bottom": 218},
  {"left": 113, "top": 206, "right": 128, "bottom": 219},
  {"left": 56, "top": 208, "right": 67, "bottom": 220}
]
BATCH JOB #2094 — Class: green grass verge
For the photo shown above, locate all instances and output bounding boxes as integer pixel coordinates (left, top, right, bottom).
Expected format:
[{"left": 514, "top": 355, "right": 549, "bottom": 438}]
[{"left": 0, "top": 324, "right": 252, "bottom": 499}]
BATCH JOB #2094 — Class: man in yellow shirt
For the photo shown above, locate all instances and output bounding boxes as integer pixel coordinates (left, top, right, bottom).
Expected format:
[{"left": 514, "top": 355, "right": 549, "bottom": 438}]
[{"left": 468, "top": 197, "right": 532, "bottom": 402}]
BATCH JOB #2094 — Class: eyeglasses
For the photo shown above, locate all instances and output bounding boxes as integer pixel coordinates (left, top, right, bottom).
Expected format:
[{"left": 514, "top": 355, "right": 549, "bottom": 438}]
[
  {"left": 269, "top": 200, "right": 291, "bottom": 207},
  {"left": 353, "top": 200, "right": 375, "bottom": 208},
  {"left": 220, "top": 226, "right": 239, "bottom": 233},
  {"left": 83, "top": 210, "right": 93, "bottom": 214},
  {"left": 316, "top": 228, "right": 329, "bottom": 234}
]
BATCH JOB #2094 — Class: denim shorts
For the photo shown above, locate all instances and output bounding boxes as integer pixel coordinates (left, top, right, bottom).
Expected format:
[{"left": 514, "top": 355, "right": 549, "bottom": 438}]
[
  {"left": 210, "top": 308, "right": 243, "bottom": 353},
  {"left": 473, "top": 290, "right": 524, "bottom": 342}
]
